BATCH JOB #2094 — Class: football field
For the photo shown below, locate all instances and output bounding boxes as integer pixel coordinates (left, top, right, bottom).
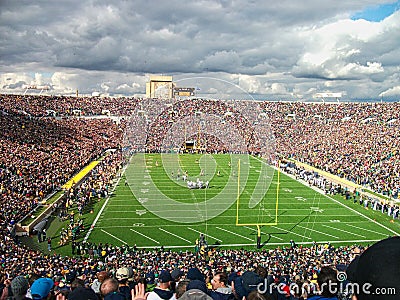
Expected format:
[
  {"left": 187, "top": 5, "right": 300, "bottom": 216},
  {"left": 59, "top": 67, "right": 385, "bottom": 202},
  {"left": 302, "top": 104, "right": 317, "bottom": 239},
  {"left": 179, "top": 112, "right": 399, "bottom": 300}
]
[{"left": 85, "top": 153, "right": 400, "bottom": 249}]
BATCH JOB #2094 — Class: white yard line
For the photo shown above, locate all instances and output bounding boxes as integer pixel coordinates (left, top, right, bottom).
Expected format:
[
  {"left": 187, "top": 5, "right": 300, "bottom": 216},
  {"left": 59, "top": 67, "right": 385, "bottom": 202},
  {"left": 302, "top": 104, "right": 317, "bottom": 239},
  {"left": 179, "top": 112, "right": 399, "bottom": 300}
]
[
  {"left": 320, "top": 224, "right": 366, "bottom": 238},
  {"left": 187, "top": 227, "right": 223, "bottom": 242},
  {"left": 216, "top": 226, "right": 254, "bottom": 241},
  {"left": 84, "top": 163, "right": 127, "bottom": 242},
  {"left": 272, "top": 226, "right": 313, "bottom": 240},
  {"left": 130, "top": 229, "right": 160, "bottom": 244},
  {"left": 244, "top": 226, "right": 284, "bottom": 241},
  {"left": 159, "top": 228, "right": 192, "bottom": 243},
  {"left": 297, "top": 225, "right": 339, "bottom": 239},
  {"left": 101, "top": 229, "right": 128, "bottom": 244},
  {"left": 317, "top": 193, "right": 399, "bottom": 235},
  {"left": 346, "top": 223, "right": 391, "bottom": 237}
]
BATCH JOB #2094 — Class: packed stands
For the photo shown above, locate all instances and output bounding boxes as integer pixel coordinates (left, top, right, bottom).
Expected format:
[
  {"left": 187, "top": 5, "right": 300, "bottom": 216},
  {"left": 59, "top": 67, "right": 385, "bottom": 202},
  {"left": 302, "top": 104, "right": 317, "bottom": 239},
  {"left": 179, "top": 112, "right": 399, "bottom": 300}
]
[{"left": 1, "top": 94, "right": 400, "bottom": 299}]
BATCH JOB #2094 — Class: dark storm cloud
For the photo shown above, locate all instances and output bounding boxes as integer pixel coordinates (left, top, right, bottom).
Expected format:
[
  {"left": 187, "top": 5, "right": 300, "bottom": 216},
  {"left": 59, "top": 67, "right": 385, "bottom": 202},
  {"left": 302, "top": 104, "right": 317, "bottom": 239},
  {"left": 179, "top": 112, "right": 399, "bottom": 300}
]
[{"left": 0, "top": 0, "right": 399, "bottom": 100}]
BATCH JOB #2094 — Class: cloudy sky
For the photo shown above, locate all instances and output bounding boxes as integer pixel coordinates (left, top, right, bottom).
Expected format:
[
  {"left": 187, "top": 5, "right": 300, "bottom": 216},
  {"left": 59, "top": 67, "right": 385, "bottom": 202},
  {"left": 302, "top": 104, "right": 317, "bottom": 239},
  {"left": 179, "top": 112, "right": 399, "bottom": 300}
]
[{"left": 1, "top": 0, "right": 400, "bottom": 101}]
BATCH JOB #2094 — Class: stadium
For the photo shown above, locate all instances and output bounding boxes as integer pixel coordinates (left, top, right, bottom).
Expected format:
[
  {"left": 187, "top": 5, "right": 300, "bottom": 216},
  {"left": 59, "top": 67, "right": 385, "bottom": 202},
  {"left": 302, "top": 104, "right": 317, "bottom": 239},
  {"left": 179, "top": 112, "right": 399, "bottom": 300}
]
[{"left": 1, "top": 85, "right": 400, "bottom": 299}]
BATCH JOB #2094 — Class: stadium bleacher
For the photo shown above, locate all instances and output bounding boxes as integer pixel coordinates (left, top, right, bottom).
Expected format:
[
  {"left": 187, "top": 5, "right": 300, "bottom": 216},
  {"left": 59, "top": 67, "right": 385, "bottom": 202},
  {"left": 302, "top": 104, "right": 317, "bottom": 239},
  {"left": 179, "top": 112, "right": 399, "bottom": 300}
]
[{"left": 1, "top": 94, "right": 399, "bottom": 300}]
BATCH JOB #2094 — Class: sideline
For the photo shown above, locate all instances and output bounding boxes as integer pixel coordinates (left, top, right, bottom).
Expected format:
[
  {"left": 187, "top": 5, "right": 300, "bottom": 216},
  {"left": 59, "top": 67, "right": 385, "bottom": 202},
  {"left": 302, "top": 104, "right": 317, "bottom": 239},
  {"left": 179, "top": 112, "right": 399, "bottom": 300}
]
[
  {"left": 127, "top": 239, "right": 381, "bottom": 249},
  {"left": 83, "top": 158, "right": 130, "bottom": 242},
  {"left": 19, "top": 157, "right": 104, "bottom": 234},
  {"left": 287, "top": 158, "right": 396, "bottom": 204},
  {"left": 276, "top": 163, "right": 400, "bottom": 236}
]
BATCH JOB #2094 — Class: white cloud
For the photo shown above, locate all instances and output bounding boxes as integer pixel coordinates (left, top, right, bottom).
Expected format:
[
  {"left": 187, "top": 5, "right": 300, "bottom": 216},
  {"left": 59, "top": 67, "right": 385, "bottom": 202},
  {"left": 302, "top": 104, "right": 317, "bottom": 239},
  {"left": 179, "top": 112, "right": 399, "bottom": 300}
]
[
  {"left": 0, "top": 73, "right": 32, "bottom": 89},
  {"left": 380, "top": 86, "right": 400, "bottom": 97},
  {"left": 266, "top": 83, "right": 288, "bottom": 95},
  {"left": 238, "top": 75, "right": 261, "bottom": 94},
  {"left": 0, "top": 1, "right": 399, "bottom": 100},
  {"left": 51, "top": 72, "right": 77, "bottom": 93}
]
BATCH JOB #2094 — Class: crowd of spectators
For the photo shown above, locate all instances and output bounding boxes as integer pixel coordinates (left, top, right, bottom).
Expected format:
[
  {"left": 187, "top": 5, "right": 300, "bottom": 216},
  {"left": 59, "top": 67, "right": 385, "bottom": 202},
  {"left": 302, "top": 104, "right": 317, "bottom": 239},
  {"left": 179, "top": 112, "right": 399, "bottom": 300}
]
[
  {"left": 0, "top": 238, "right": 366, "bottom": 299},
  {"left": 1, "top": 237, "right": 399, "bottom": 300},
  {"left": 0, "top": 110, "right": 126, "bottom": 226},
  {"left": 0, "top": 95, "right": 138, "bottom": 117},
  {"left": 144, "top": 99, "right": 257, "bottom": 154},
  {"left": 1, "top": 94, "right": 400, "bottom": 299},
  {"left": 259, "top": 101, "right": 400, "bottom": 198},
  {"left": 4, "top": 94, "right": 400, "bottom": 199}
]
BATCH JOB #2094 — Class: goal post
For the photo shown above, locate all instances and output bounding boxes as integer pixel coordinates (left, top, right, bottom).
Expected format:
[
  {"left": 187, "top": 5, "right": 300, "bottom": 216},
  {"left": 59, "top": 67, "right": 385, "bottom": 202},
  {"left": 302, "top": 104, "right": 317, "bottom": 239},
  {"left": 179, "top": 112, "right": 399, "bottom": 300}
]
[{"left": 235, "top": 158, "right": 280, "bottom": 227}]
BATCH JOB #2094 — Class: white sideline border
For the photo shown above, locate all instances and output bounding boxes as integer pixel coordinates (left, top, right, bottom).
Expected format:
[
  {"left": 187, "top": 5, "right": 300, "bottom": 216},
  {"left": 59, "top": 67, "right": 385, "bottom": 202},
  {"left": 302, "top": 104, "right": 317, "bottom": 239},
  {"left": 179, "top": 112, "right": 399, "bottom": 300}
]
[
  {"left": 84, "top": 161, "right": 130, "bottom": 242},
  {"left": 263, "top": 159, "right": 400, "bottom": 237},
  {"left": 129, "top": 239, "right": 382, "bottom": 249}
]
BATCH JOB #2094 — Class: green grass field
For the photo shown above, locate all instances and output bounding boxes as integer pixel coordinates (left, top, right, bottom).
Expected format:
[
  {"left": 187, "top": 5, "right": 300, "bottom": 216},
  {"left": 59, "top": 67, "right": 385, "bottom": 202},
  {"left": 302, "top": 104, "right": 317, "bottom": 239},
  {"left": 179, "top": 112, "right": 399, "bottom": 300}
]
[{"left": 85, "top": 153, "right": 400, "bottom": 250}]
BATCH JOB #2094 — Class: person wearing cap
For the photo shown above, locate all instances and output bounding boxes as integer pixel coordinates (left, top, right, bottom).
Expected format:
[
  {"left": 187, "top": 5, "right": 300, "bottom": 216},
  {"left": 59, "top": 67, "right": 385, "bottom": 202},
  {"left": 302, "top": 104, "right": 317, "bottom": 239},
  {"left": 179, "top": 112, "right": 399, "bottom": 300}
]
[
  {"left": 10, "top": 276, "right": 31, "bottom": 300},
  {"left": 170, "top": 269, "right": 183, "bottom": 292},
  {"left": 127, "top": 267, "right": 136, "bottom": 292},
  {"left": 30, "top": 278, "right": 54, "bottom": 300},
  {"left": 232, "top": 271, "right": 263, "bottom": 300},
  {"left": 171, "top": 270, "right": 183, "bottom": 283},
  {"left": 115, "top": 267, "right": 131, "bottom": 300},
  {"left": 187, "top": 268, "right": 205, "bottom": 282},
  {"left": 67, "top": 286, "right": 99, "bottom": 300},
  {"left": 179, "top": 280, "right": 212, "bottom": 300},
  {"left": 209, "top": 272, "right": 234, "bottom": 300},
  {"left": 346, "top": 236, "right": 400, "bottom": 300},
  {"left": 147, "top": 270, "right": 175, "bottom": 300}
]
